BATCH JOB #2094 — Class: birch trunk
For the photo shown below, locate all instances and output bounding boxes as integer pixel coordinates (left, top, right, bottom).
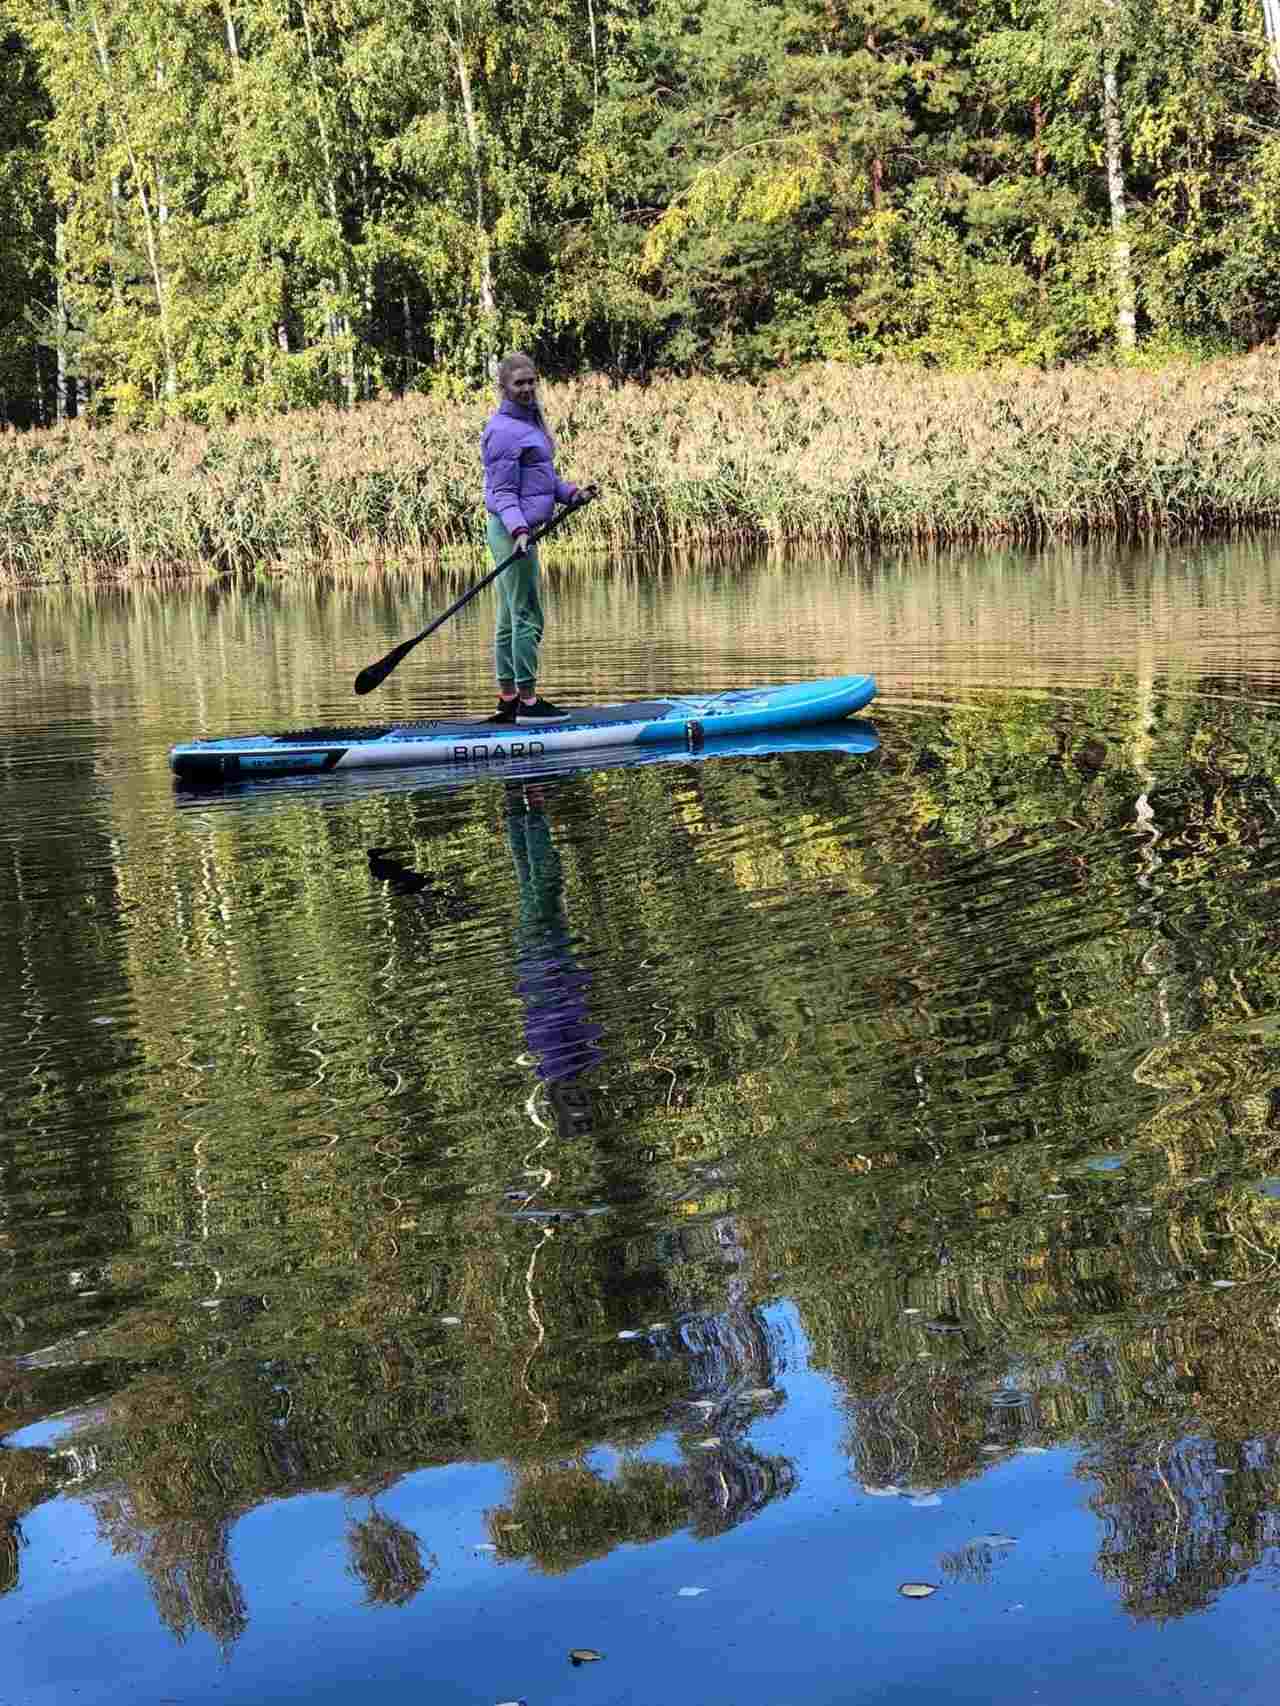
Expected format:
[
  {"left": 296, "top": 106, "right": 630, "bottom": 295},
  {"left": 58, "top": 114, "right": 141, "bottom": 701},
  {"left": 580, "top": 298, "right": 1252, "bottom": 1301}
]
[
  {"left": 154, "top": 66, "right": 177, "bottom": 399},
  {"left": 221, "top": 1, "right": 260, "bottom": 213},
  {"left": 1263, "top": 0, "right": 1280, "bottom": 95},
  {"left": 89, "top": 6, "right": 179, "bottom": 400},
  {"left": 1101, "top": 13, "right": 1137, "bottom": 352},
  {"left": 449, "top": 2, "right": 498, "bottom": 356},
  {"left": 402, "top": 291, "right": 415, "bottom": 378},
  {"left": 222, "top": 0, "right": 279, "bottom": 361},
  {"left": 1032, "top": 97, "right": 1046, "bottom": 297},
  {"left": 110, "top": 175, "right": 124, "bottom": 312},
  {"left": 54, "top": 215, "right": 69, "bottom": 423},
  {"left": 298, "top": 0, "right": 357, "bottom": 406}
]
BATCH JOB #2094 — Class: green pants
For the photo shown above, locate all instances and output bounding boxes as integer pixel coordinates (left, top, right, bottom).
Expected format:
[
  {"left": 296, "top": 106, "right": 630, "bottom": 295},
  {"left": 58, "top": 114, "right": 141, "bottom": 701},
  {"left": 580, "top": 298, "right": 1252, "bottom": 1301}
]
[{"left": 487, "top": 514, "right": 544, "bottom": 689}]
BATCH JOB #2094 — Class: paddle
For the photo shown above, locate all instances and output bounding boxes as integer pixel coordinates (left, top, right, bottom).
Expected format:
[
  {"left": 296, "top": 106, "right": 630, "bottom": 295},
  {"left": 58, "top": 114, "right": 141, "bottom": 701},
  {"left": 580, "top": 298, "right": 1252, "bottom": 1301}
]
[{"left": 353, "top": 488, "right": 598, "bottom": 697}]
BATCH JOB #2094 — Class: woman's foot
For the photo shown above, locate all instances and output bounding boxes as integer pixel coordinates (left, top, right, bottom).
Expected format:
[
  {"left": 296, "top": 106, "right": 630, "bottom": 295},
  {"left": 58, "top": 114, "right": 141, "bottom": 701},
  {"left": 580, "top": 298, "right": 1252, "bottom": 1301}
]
[{"left": 517, "top": 696, "right": 571, "bottom": 721}]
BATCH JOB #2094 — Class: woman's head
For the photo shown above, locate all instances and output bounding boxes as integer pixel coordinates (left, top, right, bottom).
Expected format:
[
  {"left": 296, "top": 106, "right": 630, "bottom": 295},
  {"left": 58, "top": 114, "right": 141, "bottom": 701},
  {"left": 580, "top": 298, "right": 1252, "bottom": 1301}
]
[
  {"left": 497, "top": 351, "right": 538, "bottom": 405},
  {"left": 496, "top": 350, "right": 553, "bottom": 445}
]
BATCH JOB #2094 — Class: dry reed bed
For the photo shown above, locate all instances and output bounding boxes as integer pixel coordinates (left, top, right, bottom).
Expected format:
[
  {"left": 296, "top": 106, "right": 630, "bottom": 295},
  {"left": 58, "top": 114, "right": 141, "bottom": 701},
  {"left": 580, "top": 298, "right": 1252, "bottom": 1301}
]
[{"left": 4, "top": 357, "right": 1280, "bottom": 582}]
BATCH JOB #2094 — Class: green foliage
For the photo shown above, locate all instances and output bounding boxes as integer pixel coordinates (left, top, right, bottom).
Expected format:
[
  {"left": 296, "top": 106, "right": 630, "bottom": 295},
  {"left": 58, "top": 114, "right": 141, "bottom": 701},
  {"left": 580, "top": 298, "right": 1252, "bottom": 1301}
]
[
  {"left": 0, "top": 30, "right": 51, "bottom": 420},
  {"left": 3, "top": 0, "right": 1280, "bottom": 413}
]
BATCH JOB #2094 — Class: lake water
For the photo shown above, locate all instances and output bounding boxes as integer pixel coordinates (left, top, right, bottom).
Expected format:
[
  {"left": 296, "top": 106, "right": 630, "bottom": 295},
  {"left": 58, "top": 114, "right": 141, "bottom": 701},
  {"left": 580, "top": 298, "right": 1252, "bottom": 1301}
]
[{"left": 4, "top": 538, "right": 1280, "bottom": 1706}]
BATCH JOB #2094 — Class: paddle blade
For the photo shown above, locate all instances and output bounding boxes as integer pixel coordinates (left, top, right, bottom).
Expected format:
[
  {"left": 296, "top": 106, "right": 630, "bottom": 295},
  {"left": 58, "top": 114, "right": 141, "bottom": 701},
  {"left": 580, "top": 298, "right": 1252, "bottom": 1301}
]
[{"left": 354, "top": 638, "right": 416, "bottom": 696}]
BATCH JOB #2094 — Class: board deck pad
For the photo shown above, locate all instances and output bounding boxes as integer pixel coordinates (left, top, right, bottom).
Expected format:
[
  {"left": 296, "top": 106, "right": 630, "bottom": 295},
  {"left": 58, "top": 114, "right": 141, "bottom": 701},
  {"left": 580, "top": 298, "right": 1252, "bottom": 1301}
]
[
  {"left": 278, "top": 703, "right": 678, "bottom": 742},
  {"left": 170, "top": 677, "right": 877, "bottom": 784}
]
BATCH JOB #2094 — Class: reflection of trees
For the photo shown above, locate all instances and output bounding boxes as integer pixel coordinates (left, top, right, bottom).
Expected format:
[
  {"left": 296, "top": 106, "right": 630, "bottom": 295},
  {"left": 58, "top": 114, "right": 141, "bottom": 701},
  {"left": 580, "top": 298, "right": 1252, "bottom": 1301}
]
[
  {"left": 93, "top": 1496, "right": 248, "bottom": 1654},
  {"left": 345, "top": 1505, "right": 435, "bottom": 1608},
  {"left": 846, "top": 1364, "right": 992, "bottom": 1495},
  {"left": 12, "top": 672, "right": 1280, "bottom": 1632},
  {"left": 486, "top": 1432, "right": 795, "bottom": 1576},
  {"left": 0, "top": 1522, "right": 20, "bottom": 1598},
  {"left": 1085, "top": 1434, "right": 1280, "bottom": 1621},
  {"left": 0, "top": 1446, "right": 61, "bottom": 1599}
]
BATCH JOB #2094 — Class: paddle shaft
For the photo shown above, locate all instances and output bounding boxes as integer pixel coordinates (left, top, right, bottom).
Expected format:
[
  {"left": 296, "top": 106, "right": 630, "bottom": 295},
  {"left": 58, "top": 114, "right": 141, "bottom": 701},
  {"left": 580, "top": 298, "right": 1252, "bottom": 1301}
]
[{"left": 353, "top": 493, "right": 594, "bottom": 696}]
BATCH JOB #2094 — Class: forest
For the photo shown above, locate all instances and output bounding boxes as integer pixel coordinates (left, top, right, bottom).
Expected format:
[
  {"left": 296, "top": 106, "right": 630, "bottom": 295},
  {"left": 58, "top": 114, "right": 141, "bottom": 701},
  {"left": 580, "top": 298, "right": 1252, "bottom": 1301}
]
[{"left": 4, "top": 0, "right": 1280, "bottom": 428}]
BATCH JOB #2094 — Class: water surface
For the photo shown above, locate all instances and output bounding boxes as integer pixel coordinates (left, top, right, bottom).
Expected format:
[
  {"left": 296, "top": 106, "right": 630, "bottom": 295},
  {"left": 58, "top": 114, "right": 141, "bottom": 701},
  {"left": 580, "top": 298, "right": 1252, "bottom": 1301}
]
[{"left": 4, "top": 539, "right": 1280, "bottom": 1705}]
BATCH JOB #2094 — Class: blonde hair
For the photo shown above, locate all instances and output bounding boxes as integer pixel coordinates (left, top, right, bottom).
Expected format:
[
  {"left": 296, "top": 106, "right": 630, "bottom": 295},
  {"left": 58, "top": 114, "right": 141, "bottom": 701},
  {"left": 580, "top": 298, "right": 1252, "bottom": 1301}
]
[{"left": 497, "top": 349, "right": 554, "bottom": 449}]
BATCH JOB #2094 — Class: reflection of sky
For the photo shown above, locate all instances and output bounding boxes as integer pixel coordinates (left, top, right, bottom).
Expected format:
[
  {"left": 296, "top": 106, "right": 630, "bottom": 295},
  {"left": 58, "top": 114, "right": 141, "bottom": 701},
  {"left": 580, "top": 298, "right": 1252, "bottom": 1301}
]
[{"left": 8, "top": 1302, "right": 1280, "bottom": 1706}]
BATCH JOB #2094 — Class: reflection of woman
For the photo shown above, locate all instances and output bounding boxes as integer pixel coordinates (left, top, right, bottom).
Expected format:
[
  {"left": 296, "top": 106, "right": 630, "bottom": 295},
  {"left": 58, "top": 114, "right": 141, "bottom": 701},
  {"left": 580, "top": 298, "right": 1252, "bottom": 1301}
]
[
  {"left": 482, "top": 353, "right": 594, "bottom": 725},
  {"left": 506, "top": 787, "right": 604, "bottom": 1109}
]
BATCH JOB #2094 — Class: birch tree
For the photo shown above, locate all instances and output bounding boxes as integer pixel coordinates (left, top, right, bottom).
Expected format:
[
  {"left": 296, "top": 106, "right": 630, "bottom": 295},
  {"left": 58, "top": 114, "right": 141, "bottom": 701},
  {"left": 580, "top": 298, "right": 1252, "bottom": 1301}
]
[
  {"left": 1099, "top": 0, "right": 1136, "bottom": 349},
  {"left": 973, "top": 0, "right": 1139, "bottom": 353}
]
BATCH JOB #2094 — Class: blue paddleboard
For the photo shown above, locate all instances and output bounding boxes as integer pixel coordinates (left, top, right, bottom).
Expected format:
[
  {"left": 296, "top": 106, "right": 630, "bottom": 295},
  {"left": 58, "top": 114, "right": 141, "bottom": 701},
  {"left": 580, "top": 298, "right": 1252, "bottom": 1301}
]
[
  {"left": 169, "top": 675, "right": 877, "bottom": 785},
  {"left": 172, "top": 720, "right": 881, "bottom": 809}
]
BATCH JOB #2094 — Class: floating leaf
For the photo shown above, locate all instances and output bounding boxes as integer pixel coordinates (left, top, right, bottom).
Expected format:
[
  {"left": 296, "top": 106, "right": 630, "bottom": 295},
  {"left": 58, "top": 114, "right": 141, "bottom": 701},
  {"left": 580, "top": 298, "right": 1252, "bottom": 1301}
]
[
  {"left": 569, "top": 1649, "right": 604, "bottom": 1666},
  {"left": 617, "top": 1329, "right": 642, "bottom": 1341},
  {"left": 903, "top": 1307, "right": 922, "bottom": 1315},
  {"left": 972, "top": 1533, "right": 1017, "bottom": 1548},
  {"left": 648, "top": 1322, "right": 668, "bottom": 1331},
  {"left": 980, "top": 1444, "right": 1007, "bottom": 1454},
  {"left": 899, "top": 1582, "right": 939, "bottom": 1598},
  {"left": 1211, "top": 1280, "right": 1237, "bottom": 1289},
  {"left": 694, "top": 1436, "right": 721, "bottom": 1449},
  {"left": 440, "top": 1315, "right": 461, "bottom": 1326},
  {"left": 677, "top": 1586, "right": 708, "bottom": 1597}
]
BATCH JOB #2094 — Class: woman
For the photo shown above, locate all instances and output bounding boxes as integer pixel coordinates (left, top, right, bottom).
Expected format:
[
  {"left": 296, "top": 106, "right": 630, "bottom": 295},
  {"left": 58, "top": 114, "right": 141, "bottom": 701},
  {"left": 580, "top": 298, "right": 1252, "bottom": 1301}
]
[
  {"left": 484, "top": 346, "right": 600, "bottom": 719},
  {"left": 481, "top": 352, "right": 593, "bottom": 723}
]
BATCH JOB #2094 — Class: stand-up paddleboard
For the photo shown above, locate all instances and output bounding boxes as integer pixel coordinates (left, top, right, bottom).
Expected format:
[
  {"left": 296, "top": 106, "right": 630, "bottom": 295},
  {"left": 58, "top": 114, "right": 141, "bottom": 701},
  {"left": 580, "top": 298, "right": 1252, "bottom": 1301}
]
[
  {"left": 169, "top": 675, "right": 876, "bottom": 785},
  {"left": 173, "top": 720, "right": 880, "bottom": 809}
]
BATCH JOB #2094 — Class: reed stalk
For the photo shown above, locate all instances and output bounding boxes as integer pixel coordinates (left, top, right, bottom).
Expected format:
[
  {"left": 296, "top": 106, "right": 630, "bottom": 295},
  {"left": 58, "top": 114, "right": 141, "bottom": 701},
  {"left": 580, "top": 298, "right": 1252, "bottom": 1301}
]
[{"left": 5, "top": 356, "right": 1280, "bottom": 583}]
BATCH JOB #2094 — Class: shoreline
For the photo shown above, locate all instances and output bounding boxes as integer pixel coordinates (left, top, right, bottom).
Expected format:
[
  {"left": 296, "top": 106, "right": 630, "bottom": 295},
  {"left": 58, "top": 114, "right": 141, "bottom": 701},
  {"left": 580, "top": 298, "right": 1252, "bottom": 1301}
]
[{"left": 5, "top": 355, "right": 1280, "bottom": 586}]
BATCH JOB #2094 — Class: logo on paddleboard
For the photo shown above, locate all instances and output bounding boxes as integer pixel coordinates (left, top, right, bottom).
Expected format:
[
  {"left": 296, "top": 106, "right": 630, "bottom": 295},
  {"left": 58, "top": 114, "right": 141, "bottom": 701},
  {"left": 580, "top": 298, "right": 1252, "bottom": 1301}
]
[{"left": 452, "top": 741, "right": 547, "bottom": 762}]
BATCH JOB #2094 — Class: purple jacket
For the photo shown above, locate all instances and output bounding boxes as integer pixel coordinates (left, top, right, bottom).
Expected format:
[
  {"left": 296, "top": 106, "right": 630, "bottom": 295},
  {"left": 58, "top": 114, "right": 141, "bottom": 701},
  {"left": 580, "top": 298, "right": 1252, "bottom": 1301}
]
[{"left": 481, "top": 399, "right": 577, "bottom": 537}]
